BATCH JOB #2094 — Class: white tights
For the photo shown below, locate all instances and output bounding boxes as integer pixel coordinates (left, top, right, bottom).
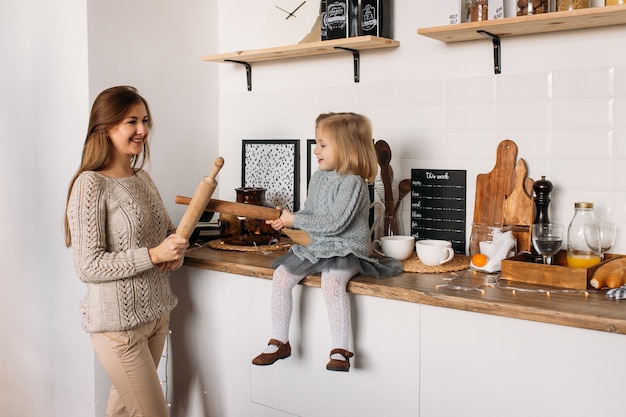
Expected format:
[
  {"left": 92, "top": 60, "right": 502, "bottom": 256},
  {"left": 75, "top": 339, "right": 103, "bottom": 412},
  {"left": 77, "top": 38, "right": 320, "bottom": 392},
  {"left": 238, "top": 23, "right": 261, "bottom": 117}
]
[{"left": 267, "top": 264, "right": 359, "bottom": 357}]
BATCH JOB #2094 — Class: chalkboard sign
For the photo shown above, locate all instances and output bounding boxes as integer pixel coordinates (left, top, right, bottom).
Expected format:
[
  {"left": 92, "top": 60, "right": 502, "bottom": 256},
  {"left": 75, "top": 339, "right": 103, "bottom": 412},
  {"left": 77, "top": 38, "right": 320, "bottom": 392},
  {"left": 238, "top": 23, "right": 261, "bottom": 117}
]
[{"left": 410, "top": 169, "right": 466, "bottom": 254}]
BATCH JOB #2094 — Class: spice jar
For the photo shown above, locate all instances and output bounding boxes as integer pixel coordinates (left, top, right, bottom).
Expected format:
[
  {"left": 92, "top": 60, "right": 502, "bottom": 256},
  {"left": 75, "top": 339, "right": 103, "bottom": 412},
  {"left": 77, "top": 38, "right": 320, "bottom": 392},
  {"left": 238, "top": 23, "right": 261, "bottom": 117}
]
[
  {"left": 469, "top": 223, "right": 517, "bottom": 272},
  {"left": 471, "top": 0, "right": 489, "bottom": 22},
  {"left": 557, "top": 0, "right": 590, "bottom": 11},
  {"left": 606, "top": 0, "right": 624, "bottom": 5},
  {"left": 517, "top": 0, "right": 550, "bottom": 15},
  {"left": 566, "top": 202, "right": 601, "bottom": 268}
]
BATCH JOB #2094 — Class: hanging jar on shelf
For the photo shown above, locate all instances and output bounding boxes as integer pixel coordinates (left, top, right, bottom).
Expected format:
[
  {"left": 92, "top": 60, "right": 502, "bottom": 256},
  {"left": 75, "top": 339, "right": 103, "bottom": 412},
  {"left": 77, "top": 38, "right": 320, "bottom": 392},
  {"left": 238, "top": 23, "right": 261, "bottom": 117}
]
[
  {"left": 557, "top": 0, "right": 590, "bottom": 11},
  {"left": 566, "top": 202, "right": 601, "bottom": 268},
  {"left": 470, "top": 0, "right": 489, "bottom": 21},
  {"left": 517, "top": 0, "right": 550, "bottom": 15}
]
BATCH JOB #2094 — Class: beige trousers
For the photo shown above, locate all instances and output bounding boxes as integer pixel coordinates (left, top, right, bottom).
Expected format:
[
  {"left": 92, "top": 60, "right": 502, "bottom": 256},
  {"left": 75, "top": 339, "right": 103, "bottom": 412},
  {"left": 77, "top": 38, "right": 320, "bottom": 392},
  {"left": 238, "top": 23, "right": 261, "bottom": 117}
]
[{"left": 90, "top": 313, "right": 170, "bottom": 417}]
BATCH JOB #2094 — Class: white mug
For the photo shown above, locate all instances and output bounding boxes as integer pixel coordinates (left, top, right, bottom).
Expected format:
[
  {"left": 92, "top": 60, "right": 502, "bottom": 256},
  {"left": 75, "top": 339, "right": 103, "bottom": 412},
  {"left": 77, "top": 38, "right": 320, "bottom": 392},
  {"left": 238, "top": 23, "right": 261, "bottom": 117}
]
[
  {"left": 372, "top": 235, "right": 415, "bottom": 260},
  {"left": 416, "top": 239, "right": 454, "bottom": 266}
]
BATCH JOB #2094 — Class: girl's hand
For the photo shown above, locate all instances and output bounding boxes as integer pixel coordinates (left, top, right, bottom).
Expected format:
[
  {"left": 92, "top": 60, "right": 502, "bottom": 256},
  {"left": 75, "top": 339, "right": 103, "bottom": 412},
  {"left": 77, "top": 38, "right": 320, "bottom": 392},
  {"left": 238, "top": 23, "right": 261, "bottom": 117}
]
[
  {"left": 149, "top": 234, "right": 188, "bottom": 265},
  {"left": 266, "top": 206, "right": 285, "bottom": 231},
  {"left": 279, "top": 209, "right": 295, "bottom": 228},
  {"left": 265, "top": 206, "right": 295, "bottom": 230}
]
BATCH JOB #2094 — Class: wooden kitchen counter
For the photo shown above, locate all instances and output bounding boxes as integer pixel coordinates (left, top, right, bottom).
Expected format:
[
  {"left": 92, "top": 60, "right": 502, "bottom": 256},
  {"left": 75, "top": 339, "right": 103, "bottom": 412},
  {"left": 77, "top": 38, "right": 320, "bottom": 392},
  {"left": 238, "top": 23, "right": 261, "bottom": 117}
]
[{"left": 184, "top": 246, "right": 626, "bottom": 335}]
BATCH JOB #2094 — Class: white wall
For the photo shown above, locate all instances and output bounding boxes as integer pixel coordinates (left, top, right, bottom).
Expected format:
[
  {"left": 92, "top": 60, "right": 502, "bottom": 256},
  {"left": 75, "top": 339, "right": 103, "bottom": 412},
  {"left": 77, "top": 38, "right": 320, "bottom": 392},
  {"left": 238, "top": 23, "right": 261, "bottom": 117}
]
[
  {"left": 0, "top": 1, "right": 93, "bottom": 417},
  {"left": 1, "top": 1, "right": 218, "bottom": 416},
  {"left": 214, "top": 2, "right": 626, "bottom": 255}
]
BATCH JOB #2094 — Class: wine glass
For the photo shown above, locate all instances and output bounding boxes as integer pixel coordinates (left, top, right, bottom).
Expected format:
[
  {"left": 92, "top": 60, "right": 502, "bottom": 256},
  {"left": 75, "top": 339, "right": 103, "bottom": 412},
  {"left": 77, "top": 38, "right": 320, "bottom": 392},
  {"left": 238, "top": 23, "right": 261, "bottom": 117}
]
[
  {"left": 599, "top": 223, "right": 617, "bottom": 260},
  {"left": 532, "top": 223, "right": 564, "bottom": 265},
  {"left": 584, "top": 222, "right": 617, "bottom": 261}
]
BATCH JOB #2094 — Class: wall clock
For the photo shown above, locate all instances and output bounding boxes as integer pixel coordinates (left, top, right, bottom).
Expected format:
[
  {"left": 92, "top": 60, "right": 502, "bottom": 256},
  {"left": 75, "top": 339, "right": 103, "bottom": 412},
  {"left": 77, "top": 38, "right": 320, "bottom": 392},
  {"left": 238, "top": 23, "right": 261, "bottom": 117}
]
[{"left": 267, "top": 0, "right": 322, "bottom": 46}]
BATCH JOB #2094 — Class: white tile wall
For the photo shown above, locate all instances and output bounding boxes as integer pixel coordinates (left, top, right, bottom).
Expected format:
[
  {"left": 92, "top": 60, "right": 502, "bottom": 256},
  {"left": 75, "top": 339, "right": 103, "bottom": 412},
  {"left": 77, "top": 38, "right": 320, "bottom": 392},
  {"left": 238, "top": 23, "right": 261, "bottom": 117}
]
[{"left": 215, "top": 1, "right": 626, "bottom": 253}]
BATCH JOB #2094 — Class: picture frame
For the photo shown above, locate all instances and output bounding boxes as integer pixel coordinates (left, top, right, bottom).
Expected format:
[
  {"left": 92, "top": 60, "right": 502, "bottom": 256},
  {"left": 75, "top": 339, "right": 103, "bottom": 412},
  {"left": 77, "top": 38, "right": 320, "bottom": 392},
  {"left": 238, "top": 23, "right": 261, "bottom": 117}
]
[
  {"left": 242, "top": 139, "right": 300, "bottom": 211},
  {"left": 306, "top": 139, "right": 318, "bottom": 188}
]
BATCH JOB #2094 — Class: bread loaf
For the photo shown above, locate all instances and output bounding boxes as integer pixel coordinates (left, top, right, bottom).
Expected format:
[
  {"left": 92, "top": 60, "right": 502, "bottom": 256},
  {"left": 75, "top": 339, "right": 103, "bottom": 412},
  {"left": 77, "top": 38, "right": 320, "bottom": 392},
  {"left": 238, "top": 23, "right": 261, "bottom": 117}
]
[{"left": 590, "top": 258, "right": 626, "bottom": 289}]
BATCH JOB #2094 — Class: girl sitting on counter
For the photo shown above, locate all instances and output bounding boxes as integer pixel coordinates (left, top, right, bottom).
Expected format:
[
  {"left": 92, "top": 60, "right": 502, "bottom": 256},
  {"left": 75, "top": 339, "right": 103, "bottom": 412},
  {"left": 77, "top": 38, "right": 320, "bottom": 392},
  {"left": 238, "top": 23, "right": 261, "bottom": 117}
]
[{"left": 252, "top": 112, "right": 402, "bottom": 372}]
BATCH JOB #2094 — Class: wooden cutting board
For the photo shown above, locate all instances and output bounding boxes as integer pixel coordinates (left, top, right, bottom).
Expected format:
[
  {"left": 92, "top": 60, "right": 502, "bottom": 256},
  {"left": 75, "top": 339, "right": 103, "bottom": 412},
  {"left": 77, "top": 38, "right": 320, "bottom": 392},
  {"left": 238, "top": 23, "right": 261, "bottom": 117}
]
[
  {"left": 502, "top": 158, "right": 535, "bottom": 252},
  {"left": 473, "top": 140, "right": 519, "bottom": 225},
  {"left": 473, "top": 140, "right": 534, "bottom": 252}
]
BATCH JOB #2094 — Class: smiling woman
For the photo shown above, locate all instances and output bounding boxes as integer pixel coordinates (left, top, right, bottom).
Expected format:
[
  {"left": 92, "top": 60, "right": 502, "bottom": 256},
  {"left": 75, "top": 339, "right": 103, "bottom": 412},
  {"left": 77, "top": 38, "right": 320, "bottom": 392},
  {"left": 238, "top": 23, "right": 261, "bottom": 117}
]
[{"left": 267, "top": 0, "right": 321, "bottom": 46}]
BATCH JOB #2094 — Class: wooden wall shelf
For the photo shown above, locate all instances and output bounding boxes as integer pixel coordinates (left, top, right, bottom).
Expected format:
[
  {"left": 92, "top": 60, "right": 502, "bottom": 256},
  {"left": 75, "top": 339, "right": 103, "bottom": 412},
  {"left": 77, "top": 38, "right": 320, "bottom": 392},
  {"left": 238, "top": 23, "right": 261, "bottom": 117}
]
[
  {"left": 418, "top": 5, "right": 626, "bottom": 43},
  {"left": 202, "top": 36, "right": 400, "bottom": 90}
]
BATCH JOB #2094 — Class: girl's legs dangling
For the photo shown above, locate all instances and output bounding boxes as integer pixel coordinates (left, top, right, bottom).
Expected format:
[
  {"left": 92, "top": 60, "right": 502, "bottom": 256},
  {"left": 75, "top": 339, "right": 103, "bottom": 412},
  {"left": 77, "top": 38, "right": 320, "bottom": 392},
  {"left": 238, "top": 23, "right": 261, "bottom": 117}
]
[
  {"left": 266, "top": 265, "right": 305, "bottom": 353},
  {"left": 320, "top": 265, "right": 359, "bottom": 360}
]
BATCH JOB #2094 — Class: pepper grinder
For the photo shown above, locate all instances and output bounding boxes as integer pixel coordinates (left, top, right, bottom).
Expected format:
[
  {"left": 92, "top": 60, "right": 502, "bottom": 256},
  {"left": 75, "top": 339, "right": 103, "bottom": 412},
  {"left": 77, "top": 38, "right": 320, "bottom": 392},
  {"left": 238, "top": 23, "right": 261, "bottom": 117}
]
[
  {"left": 533, "top": 176, "right": 553, "bottom": 225},
  {"left": 531, "top": 176, "right": 553, "bottom": 262}
]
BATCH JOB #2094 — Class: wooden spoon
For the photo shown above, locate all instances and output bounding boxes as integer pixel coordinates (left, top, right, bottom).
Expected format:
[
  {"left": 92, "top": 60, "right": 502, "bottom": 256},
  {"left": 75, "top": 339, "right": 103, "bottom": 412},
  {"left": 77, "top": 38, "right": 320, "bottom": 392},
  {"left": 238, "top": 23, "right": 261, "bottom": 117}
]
[
  {"left": 395, "top": 178, "right": 412, "bottom": 214},
  {"left": 374, "top": 140, "right": 398, "bottom": 235}
]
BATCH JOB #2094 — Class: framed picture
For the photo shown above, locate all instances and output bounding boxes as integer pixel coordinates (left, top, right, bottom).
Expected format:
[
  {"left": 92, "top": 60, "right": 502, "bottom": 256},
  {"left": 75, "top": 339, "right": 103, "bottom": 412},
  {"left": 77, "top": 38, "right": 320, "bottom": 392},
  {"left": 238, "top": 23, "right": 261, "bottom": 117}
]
[
  {"left": 242, "top": 140, "right": 300, "bottom": 211},
  {"left": 306, "top": 139, "right": 318, "bottom": 187}
]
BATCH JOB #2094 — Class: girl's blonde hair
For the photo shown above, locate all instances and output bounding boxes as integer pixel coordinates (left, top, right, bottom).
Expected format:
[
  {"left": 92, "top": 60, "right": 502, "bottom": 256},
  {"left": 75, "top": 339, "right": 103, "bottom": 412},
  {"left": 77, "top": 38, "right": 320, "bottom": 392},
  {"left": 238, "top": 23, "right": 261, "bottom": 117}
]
[
  {"left": 315, "top": 112, "right": 378, "bottom": 183},
  {"left": 64, "top": 86, "right": 152, "bottom": 247}
]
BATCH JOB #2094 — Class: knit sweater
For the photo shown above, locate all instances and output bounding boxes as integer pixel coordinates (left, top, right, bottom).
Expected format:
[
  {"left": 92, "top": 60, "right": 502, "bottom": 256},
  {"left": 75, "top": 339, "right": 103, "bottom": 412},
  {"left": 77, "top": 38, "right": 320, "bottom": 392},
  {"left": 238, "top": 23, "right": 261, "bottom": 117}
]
[
  {"left": 67, "top": 170, "right": 178, "bottom": 333},
  {"left": 291, "top": 170, "right": 372, "bottom": 263}
]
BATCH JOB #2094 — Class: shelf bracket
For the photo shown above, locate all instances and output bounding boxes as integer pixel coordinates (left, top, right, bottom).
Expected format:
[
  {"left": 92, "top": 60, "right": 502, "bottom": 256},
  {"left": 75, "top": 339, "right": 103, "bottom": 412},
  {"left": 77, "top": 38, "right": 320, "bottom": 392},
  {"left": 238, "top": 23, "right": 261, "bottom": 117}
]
[
  {"left": 334, "top": 46, "right": 360, "bottom": 83},
  {"left": 477, "top": 30, "right": 501, "bottom": 75},
  {"left": 225, "top": 59, "right": 252, "bottom": 91}
]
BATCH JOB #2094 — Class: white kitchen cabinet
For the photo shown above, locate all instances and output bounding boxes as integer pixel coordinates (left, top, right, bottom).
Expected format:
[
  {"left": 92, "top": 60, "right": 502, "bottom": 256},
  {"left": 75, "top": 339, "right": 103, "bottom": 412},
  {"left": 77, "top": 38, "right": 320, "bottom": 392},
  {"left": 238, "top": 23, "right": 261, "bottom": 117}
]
[
  {"left": 165, "top": 265, "right": 626, "bottom": 417},
  {"left": 420, "top": 304, "right": 626, "bottom": 417}
]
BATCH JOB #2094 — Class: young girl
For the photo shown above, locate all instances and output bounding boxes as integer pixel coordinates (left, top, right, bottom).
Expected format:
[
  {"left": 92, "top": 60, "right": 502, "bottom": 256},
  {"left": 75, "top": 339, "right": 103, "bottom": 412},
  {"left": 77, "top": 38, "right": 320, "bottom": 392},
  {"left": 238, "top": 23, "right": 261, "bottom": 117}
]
[
  {"left": 65, "top": 86, "right": 188, "bottom": 417},
  {"left": 252, "top": 112, "right": 402, "bottom": 372}
]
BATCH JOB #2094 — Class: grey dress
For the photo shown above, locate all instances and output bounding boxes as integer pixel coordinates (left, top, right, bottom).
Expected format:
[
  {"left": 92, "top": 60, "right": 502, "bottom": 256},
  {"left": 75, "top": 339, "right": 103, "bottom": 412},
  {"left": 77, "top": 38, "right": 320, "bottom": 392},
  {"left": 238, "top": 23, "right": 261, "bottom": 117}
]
[{"left": 272, "top": 170, "right": 401, "bottom": 278}]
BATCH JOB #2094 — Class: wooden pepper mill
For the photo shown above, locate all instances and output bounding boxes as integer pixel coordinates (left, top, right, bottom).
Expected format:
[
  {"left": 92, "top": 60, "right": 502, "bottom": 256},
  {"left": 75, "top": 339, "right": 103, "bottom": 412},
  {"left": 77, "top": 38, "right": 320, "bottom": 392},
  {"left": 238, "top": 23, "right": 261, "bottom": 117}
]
[
  {"left": 533, "top": 176, "right": 553, "bottom": 225},
  {"left": 531, "top": 175, "right": 553, "bottom": 262}
]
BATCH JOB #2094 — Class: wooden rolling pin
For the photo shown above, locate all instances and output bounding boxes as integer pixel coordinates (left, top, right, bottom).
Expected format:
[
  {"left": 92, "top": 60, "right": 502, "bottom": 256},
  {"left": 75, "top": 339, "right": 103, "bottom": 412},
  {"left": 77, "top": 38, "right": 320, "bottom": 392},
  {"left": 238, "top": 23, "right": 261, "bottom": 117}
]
[
  {"left": 175, "top": 195, "right": 312, "bottom": 246},
  {"left": 175, "top": 196, "right": 280, "bottom": 220},
  {"left": 176, "top": 157, "right": 224, "bottom": 239}
]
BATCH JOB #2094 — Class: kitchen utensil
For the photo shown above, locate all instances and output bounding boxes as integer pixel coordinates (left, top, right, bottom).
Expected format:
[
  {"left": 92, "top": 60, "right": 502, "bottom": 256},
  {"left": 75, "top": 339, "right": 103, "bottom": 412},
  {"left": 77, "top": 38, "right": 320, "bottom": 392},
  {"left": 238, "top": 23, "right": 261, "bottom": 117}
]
[
  {"left": 395, "top": 178, "right": 411, "bottom": 214},
  {"left": 473, "top": 140, "right": 518, "bottom": 226},
  {"left": 374, "top": 140, "right": 398, "bottom": 235},
  {"left": 502, "top": 158, "right": 535, "bottom": 252},
  {"left": 176, "top": 196, "right": 280, "bottom": 220},
  {"left": 176, "top": 157, "right": 224, "bottom": 239},
  {"left": 175, "top": 195, "right": 311, "bottom": 245},
  {"left": 473, "top": 140, "right": 534, "bottom": 252}
]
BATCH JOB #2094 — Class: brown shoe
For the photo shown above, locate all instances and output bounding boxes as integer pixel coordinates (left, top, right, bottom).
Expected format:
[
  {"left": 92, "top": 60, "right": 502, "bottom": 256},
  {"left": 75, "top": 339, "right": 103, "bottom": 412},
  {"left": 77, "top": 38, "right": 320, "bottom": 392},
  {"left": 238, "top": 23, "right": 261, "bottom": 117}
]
[
  {"left": 252, "top": 339, "right": 291, "bottom": 365},
  {"left": 326, "top": 348, "right": 354, "bottom": 372}
]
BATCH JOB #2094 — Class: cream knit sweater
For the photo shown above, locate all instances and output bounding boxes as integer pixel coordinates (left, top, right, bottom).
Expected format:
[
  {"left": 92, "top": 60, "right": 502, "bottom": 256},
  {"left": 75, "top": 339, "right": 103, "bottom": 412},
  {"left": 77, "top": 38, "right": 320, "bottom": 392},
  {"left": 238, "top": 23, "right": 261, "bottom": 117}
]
[{"left": 67, "top": 170, "right": 178, "bottom": 333}]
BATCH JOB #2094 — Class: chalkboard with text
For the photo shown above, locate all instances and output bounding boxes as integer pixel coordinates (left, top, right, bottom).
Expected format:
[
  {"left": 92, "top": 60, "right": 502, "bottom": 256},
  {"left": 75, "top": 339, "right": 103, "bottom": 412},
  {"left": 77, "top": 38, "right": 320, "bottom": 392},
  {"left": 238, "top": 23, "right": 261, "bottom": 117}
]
[{"left": 410, "top": 169, "right": 466, "bottom": 254}]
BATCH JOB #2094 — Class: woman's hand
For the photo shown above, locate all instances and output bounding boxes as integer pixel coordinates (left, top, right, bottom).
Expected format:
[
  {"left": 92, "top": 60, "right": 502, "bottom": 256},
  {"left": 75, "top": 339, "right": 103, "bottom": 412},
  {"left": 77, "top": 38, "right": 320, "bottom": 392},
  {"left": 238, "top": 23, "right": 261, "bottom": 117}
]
[
  {"left": 156, "top": 257, "right": 185, "bottom": 272},
  {"left": 149, "top": 233, "right": 188, "bottom": 266},
  {"left": 265, "top": 206, "right": 295, "bottom": 230}
]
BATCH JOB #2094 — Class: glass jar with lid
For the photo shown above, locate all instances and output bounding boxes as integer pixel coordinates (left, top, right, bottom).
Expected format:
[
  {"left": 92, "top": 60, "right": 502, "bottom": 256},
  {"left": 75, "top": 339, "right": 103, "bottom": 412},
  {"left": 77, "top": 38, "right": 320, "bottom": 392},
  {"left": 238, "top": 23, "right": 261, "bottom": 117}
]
[
  {"left": 517, "top": 0, "right": 549, "bottom": 15},
  {"left": 470, "top": 0, "right": 489, "bottom": 21},
  {"left": 557, "top": 0, "right": 590, "bottom": 11},
  {"left": 566, "top": 202, "right": 601, "bottom": 268}
]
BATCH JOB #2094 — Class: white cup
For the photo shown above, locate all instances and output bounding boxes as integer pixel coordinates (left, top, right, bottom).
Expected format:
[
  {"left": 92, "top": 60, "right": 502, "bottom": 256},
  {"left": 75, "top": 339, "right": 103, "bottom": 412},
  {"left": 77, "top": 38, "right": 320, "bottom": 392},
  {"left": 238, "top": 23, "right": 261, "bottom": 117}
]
[
  {"left": 372, "top": 235, "right": 415, "bottom": 260},
  {"left": 416, "top": 239, "right": 455, "bottom": 266}
]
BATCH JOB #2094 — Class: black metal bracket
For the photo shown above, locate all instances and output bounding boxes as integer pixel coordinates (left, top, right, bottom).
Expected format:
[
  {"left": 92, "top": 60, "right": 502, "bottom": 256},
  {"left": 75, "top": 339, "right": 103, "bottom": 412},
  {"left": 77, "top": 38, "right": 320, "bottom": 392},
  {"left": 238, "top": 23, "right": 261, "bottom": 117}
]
[
  {"left": 477, "top": 30, "right": 501, "bottom": 75},
  {"left": 225, "top": 59, "right": 252, "bottom": 91},
  {"left": 334, "top": 46, "right": 360, "bottom": 83}
]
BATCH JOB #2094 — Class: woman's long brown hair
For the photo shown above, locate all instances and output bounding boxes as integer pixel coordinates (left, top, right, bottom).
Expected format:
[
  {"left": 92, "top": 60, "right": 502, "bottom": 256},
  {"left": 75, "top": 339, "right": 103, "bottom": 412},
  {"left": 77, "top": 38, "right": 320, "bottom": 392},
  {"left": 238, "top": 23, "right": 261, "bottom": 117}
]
[{"left": 64, "top": 86, "right": 152, "bottom": 247}]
